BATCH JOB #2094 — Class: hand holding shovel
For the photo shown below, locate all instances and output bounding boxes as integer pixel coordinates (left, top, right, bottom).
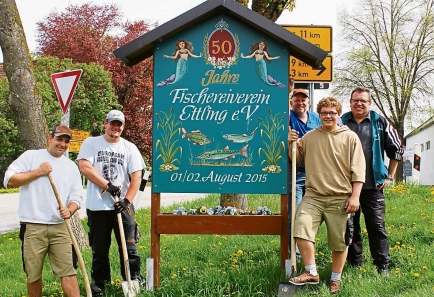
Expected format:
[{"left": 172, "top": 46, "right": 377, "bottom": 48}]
[{"left": 113, "top": 194, "right": 140, "bottom": 297}]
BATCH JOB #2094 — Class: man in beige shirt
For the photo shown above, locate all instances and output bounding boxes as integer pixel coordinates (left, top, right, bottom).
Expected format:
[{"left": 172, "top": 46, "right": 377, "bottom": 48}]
[{"left": 287, "top": 97, "right": 365, "bottom": 294}]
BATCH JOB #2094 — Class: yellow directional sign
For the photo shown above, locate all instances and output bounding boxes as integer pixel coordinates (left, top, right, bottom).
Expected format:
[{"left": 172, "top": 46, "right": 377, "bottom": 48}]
[
  {"left": 290, "top": 55, "right": 333, "bottom": 82},
  {"left": 68, "top": 140, "right": 83, "bottom": 153},
  {"left": 283, "top": 25, "right": 332, "bottom": 53},
  {"left": 71, "top": 130, "right": 90, "bottom": 141}
]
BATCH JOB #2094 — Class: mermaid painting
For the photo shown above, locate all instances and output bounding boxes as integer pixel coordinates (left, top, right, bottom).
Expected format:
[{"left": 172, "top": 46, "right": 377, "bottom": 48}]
[
  {"left": 241, "top": 40, "right": 285, "bottom": 88},
  {"left": 157, "top": 39, "right": 202, "bottom": 86}
]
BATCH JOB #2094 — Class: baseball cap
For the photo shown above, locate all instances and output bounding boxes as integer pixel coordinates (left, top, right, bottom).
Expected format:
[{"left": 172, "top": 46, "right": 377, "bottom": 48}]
[
  {"left": 292, "top": 89, "right": 309, "bottom": 97},
  {"left": 51, "top": 125, "right": 72, "bottom": 138},
  {"left": 106, "top": 110, "right": 125, "bottom": 124}
]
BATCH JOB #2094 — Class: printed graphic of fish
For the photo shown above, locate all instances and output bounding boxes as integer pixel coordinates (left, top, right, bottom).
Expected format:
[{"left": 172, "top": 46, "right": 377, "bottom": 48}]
[
  {"left": 223, "top": 127, "right": 258, "bottom": 143},
  {"left": 182, "top": 128, "right": 211, "bottom": 145},
  {"left": 196, "top": 145, "right": 248, "bottom": 160}
]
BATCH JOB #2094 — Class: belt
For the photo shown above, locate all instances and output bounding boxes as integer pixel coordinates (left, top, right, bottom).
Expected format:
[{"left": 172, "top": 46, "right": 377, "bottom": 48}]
[{"left": 296, "top": 167, "right": 305, "bottom": 173}]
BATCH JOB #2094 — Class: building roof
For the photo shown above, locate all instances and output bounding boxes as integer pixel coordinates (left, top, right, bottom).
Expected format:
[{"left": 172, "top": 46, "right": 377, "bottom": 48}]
[
  {"left": 405, "top": 116, "right": 434, "bottom": 138},
  {"left": 113, "top": 0, "right": 328, "bottom": 68}
]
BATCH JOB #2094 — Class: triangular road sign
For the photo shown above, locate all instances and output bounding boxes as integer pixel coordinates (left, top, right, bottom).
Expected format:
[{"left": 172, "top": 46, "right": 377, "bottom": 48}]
[{"left": 51, "top": 69, "right": 83, "bottom": 114}]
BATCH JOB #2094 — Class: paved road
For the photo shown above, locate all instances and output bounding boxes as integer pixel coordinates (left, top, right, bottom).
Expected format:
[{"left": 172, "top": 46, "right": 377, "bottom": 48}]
[{"left": 0, "top": 187, "right": 206, "bottom": 234}]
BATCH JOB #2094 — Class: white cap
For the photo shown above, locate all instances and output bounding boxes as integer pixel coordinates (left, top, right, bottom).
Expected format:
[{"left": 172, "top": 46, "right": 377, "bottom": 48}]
[{"left": 106, "top": 110, "right": 125, "bottom": 123}]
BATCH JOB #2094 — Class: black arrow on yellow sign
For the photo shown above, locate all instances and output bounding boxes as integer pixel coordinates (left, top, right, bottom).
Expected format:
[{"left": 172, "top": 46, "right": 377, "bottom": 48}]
[{"left": 312, "top": 63, "right": 326, "bottom": 76}]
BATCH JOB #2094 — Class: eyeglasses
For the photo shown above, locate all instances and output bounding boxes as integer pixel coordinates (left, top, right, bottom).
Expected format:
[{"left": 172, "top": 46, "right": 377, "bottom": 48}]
[
  {"left": 350, "top": 99, "right": 370, "bottom": 104},
  {"left": 319, "top": 112, "right": 339, "bottom": 117}
]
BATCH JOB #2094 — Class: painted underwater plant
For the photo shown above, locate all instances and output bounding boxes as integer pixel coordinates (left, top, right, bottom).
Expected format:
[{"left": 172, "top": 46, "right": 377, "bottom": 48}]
[
  {"left": 258, "top": 110, "right": 285, "bottom": 173},
  {"left": 155, "top": 109, "right": 182, "bottom": 172}
]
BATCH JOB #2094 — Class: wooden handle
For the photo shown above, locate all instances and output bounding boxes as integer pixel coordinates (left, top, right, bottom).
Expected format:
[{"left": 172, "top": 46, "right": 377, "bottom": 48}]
[
  {"left": 290, "top": 140, "right": 297, "bottom": 274},
  {"left": 48, "top": 173, "right": 92, "bottom": 297},
  {"left": 114, "top": 195, "right": 134, "bottom": 286}
]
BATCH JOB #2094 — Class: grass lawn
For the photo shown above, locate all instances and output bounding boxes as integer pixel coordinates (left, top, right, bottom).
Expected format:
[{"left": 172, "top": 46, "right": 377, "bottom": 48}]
[{"left": 0, "top": 183, "right": 433, "bottom": 296}]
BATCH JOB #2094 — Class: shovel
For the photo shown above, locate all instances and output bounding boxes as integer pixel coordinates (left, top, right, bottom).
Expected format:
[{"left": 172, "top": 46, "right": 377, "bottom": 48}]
[
  {"left": 114, "top": 195, "right": 140, "bottom": 297},
  {"left": 47, "top": 173, "right": 92, "bottom": 297},
  {"left": 278, "top": 140, "right": 306, "bottom": 296}
]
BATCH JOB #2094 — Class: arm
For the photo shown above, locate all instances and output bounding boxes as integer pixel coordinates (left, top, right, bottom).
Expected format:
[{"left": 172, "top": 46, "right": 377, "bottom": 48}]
[
  {"left": 378, "top": 159, "right": 399, "bottom": 190},
  {"left": 164, "top": 50, "right": 180, "bottom": 59},
  {"left": 78, "top": 159, "right": 110, "bottom": 191},
  {"left": 124, "top": 170, "right": 142, "bottom": 203},
  {"left": 7, "top": 162, "right": 52, "bottom": 188},
  {"left": 345, "top": 181, "right": 363, "bottom": 214},
  {"left": 384, "top": 118, "right": 404, "bottom": 161},
  {"left": 188, "top": 50, "right": 202, "bottom": 58},
  {"left": 241, "top": 52, "right": 255, "bottom": 59},
  {"left": 264, "top": 52, "right": 280, "bottom": 60},
  {"left": 59, "top": 202, "right": 79, "bottom": 219}
]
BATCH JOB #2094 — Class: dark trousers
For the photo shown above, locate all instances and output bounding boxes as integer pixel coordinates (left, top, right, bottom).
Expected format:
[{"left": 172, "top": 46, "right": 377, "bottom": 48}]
[
  {"left": 347, "top": 189, "right": 390, "bottom": 268},
  {"left": 87, "top": 208, "right": 141, "bottom": 289}
]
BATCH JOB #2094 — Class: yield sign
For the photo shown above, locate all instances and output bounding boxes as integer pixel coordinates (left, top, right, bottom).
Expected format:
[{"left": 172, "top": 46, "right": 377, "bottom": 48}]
[{"left": 51, "top": 69, "right": 83, "bottom": 114}]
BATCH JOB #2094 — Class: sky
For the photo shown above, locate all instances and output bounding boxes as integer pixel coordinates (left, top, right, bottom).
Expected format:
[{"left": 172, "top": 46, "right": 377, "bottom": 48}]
[
  {"left": 13, "top": 0, "right": 354, "bottom": 54},
  {"left": 6, "top": 0, "right": 355, "bottom": 101}
]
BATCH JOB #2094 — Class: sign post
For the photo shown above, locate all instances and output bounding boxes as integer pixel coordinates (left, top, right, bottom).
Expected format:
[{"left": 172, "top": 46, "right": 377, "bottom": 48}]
[{"left": 51, "top": 69, "right": 83, "bottom": 155}]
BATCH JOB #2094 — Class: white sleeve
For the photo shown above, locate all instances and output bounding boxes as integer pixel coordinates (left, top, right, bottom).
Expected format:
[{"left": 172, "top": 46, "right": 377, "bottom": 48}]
[
  {"left": 76, "top": 137, "right": 95, "bottom": 163},
  {"left": 3, "top": 151, "right": 31, "bottom": 188},
  {"left": 128, "top": 143, "right": 146, "bottom": 174}
]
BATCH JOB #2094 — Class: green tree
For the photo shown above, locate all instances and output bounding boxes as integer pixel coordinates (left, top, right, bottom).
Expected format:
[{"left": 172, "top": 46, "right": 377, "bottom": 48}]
[
  {"left": 333, "top": 0, "right": 434, "bottom": 140},
  {"left": 0, "top": 78, "right": 23, "bottom": 184},
  {"left": 33, "top": 56, "right": 120, "bottom": 131},
  {"left": 236, "top": 0, "right": 296, "bottom": 21}
]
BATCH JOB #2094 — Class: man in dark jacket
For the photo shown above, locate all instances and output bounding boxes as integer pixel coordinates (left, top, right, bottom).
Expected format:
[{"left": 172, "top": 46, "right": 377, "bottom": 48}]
[{"left": 341, "top": 87, "right": 404, "bottom": 275}]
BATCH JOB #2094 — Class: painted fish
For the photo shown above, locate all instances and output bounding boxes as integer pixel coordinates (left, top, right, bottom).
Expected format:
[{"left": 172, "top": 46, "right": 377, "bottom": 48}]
[
  {"left": 182, "top": 128, "right": 211, "bottom": 145},
  {"left": 196, "top": 145, "right": 248, "bottom": 160},
  {"left": 223, "top": 127, "right": 258, "bottom": 143}
]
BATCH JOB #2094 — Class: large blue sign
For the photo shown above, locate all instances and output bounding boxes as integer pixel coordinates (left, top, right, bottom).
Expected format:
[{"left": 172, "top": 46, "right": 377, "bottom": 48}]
[{"left": 152, "top": 14, "right": 288, "bottom": 194}]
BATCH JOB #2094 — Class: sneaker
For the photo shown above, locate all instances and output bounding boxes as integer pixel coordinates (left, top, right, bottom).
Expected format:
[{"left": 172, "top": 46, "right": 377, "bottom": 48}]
[
  {"left": 91, "top": 283, "right": 103, "bottom": 297},
  {"left": 288, "top": 270, "right": 320, "bottom": 285},
  {"left": 330, "top": 280, "right": 341, "bottom": 294},
  {"left": 377, "top": 265, "right": 389, "bottom": 276}
]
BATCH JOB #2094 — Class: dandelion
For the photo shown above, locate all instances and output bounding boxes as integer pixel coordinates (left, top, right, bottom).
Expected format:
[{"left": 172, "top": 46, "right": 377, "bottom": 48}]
[
  {"left": 315, "top": 238, "right": 320, "bottom": 241},
  {"left": 171, "top": 273, "right": 177, "bottom": 279},
  {"left": 237, "top": 249, "right": 243, "bottom": 255},
  {"left": 414, "top": 273, "right": 420, "bottom": 277},
  {"left": 423, "top": 266, "right": 428, "bottom": 269},
  {"left": 115, "top": 279, "right": 121, "bottom": 284},
  {"left": 182, "top": 267, "right": 187, "bottom": 271},
  {"left": 408, "top": 254, "right": 414, "bottom": 257},
  {"left": 8, "top": 238, "right": 12, "bottom": 241}
]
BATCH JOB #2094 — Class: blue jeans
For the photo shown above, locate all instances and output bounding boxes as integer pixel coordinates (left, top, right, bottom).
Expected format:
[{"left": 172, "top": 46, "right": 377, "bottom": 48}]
[{"left": 288, "top": 170, "right": 306, "bottom": 254}]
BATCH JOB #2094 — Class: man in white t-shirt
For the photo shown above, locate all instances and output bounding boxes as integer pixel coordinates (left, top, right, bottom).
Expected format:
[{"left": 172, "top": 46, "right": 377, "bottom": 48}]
[
  {"left": 77, "top": 110, "right": 146, "bottom": 296},
  {"left": 4, "top": 125, "right": 83, "bottom": 297}
]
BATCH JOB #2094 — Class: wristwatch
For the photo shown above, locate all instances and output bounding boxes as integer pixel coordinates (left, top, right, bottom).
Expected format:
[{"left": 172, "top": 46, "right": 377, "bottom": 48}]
[{"left": 387, "top": 173, "right": 393, "bottom": 179}]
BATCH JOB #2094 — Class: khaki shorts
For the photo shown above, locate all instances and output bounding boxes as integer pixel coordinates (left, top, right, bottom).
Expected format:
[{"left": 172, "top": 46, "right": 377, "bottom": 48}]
[
  {"left": 293, "top": 196, "right": 350, "bottom": 251},
  {"left": 20, "top": 222, "right": 76, "bottom": 283}
]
